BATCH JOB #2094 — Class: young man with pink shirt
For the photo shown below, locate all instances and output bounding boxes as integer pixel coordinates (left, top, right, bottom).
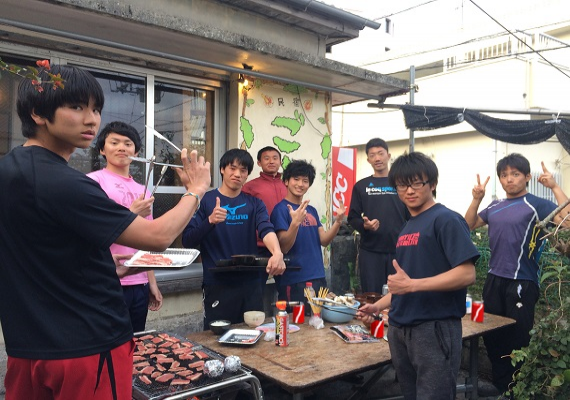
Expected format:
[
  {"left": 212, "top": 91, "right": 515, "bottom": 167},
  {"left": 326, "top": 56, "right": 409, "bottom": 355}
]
[{"left": 88, "top": 121, "right": 163, "bottom": 332}]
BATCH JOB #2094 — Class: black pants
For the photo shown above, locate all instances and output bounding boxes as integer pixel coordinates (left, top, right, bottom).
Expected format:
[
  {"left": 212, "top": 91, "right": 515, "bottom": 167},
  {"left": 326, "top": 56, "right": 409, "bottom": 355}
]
[
  {"left": 203, "top": 282, "right": 263, "bottom": 327},
  {"left": 482, "top": 275, "right": 539, "bottom": 392},
  {"left": 359, "top": 249, "right": 395, "bottom": 293},
  {"left": 122, "top": 283, "right": 150, "bottom": 333}
]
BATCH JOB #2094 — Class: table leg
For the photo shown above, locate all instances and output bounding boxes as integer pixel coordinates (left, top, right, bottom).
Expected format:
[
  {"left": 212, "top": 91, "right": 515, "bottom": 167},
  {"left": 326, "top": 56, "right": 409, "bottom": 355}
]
[
  {"left": 467, "top": 336, "right": 479, "bottom": 399},
  {"left": 347, "top": 364, "right": 394, "bottom": 400}
]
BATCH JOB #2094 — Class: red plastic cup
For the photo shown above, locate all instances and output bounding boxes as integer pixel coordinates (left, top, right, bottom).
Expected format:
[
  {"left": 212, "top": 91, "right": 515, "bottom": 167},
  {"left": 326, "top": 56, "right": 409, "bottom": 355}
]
[
  {"left": 471, "top": 300, "right": 484, "bottom": 323},
  {"left": 370, "top": 319, "right": 384, "bottom": 338},
  {"left": 293, "top": 303, "right": 305, "bottom": 324}
]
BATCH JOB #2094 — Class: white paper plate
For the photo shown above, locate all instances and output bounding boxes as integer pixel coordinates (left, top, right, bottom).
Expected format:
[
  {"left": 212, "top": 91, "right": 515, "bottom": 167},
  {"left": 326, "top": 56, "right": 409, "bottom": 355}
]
[{"left": 124, "top": 248, "right": 200, "bottom": 268}]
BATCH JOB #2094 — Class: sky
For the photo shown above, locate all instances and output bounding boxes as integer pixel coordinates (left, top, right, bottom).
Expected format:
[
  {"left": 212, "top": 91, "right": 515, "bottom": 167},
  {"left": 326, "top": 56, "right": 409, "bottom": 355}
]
[{"left": 324, "top": 0, "right": 569, "bottom": 69}]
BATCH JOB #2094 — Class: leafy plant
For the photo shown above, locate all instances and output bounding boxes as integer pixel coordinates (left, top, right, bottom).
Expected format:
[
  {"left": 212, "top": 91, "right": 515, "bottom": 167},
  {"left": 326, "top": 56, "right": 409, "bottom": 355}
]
[
  {"left": 509, "top": 259, "right": 570, "bottom": 399},
  {"left": 0, "top": 58, "right": 64, "bottom": 91}
]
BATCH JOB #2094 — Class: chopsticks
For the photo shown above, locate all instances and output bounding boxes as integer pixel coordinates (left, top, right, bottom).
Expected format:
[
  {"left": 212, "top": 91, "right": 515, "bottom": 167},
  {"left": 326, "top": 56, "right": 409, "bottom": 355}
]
[{"left": 304, "top": 286, "right": 329, "bottom": 315}]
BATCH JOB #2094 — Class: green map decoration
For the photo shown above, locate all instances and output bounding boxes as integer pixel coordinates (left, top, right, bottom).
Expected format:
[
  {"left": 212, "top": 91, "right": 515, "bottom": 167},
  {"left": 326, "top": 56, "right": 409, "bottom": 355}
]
[
  {"left": 240, "top": 116, "right": 254, "bottom": 148},
  {"left": 283, "top": 84, "right": 308, "bottom": 96},
  {"left": 273, "top": 136, "right": 301, "bottom": 153},
  {"left": 320, "top": 134, "right": 332, "bottom": 159},
  {"left": 271, "top": 116, "right": 302, "bottom": 136},
  {"left": 282, "top": 155, "right": 291, "bottom": 170}
]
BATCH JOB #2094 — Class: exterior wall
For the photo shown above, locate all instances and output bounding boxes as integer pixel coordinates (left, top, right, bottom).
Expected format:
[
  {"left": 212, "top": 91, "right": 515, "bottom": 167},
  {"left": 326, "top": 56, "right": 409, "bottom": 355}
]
[
  {"left": 234, "top": 77, "right": 335, "bottom": 265},
  {"left": 58, "top": 0, "right": 325, "bottom": 57}
]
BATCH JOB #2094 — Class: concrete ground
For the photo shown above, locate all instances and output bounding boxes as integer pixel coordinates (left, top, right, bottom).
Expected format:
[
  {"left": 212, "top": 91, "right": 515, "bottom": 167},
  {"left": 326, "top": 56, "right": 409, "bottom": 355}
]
[
  {"left": 252, "top": 365, "right": 502, "bottom": 400},
  {"left": 0, "top": 366, "right": 502, "bottom": 400}
]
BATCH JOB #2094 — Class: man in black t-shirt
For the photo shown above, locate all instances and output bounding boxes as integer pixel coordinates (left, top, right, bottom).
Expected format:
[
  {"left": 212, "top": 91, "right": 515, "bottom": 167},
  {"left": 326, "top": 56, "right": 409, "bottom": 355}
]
[
  {"left": 0, "top": 64, "right": 210, "bottom": 400},
  {"left": 347, "top": 138, "right": 409, "bottom": 292},
  {"left": 358, "top": 152, "right": 478, "bottom": 400}
]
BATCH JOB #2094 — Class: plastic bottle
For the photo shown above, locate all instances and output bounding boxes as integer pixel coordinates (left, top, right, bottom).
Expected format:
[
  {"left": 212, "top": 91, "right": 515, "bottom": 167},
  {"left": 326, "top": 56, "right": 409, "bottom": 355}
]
[{"left": 305, "top": 282, "right": 316, "bottom": 317}]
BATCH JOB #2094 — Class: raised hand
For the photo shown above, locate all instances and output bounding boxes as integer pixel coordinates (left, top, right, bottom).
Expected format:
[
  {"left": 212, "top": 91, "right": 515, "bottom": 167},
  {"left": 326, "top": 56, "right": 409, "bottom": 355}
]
[
  {"left": 130, "top": 193, "right": 154, "bottom": 218},
  {"left": 174, "top": 148, "right": 211, "bottom": 198},
  {"left": 288, "top": 199, "right": 310, "bottom": 226},
  {"left": 208, "top": 197, "right": 227, "bottom": 224},
  {"left": 335, "top": 200, "right": 346, "bottom": 223},
  {"left": 538, "top": 161, "right": 557, "bottom": 189},
  {"left": 472, "top": 174, "right": 490, "bottom": 200},
  {"left": 387, "top": 259, "right": 413, "bottom": 295}
]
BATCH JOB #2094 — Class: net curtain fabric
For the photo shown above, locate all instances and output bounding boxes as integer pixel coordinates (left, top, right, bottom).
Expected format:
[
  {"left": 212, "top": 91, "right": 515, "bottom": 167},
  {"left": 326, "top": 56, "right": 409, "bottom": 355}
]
[{"left": 399, "top": 104, "right": 570, "bottom": 154}]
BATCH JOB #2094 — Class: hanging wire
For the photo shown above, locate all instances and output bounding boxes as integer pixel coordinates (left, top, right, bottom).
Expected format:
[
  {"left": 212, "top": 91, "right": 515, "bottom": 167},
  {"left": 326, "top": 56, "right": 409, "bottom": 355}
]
[{"left": 468, "top": 0, "right": 570, "bottom": 80}]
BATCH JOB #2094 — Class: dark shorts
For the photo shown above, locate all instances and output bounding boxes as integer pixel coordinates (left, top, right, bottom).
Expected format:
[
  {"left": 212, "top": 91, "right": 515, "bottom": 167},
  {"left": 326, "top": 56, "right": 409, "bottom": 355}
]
[{"left": 122, "top": 283, "right": 150, "bottom": 333}]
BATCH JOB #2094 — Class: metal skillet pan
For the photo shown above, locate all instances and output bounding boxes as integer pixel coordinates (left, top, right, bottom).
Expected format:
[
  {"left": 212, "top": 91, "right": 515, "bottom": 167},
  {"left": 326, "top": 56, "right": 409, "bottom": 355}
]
[{"left": 230, "top": 254, "right": 290, "bottom": 266}]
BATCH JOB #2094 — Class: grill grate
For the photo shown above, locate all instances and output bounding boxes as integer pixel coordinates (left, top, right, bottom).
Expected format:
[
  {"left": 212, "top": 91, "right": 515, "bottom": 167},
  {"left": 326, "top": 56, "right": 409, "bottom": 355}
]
[{"left": 132, "top": 331, "right": 249, "bottom": 400}]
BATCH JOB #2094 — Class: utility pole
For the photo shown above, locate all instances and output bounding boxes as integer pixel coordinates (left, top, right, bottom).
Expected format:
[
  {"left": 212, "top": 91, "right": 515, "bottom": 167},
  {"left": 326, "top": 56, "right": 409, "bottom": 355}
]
[{"left": 409, "top": 65, "right": 416, "bottom": 152}]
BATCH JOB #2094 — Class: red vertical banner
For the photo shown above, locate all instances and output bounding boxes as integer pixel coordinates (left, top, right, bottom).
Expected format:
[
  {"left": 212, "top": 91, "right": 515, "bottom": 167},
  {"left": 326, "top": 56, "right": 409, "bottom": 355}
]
[{"left": 332, "top": 146, "right": 356, "bottom": 216}]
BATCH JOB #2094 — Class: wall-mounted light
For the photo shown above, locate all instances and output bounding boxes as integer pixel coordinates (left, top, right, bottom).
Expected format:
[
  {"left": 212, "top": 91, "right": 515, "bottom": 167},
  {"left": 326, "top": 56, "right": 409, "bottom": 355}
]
[{"left": 238, "top": 73, "right": 249, "bottom": 86}]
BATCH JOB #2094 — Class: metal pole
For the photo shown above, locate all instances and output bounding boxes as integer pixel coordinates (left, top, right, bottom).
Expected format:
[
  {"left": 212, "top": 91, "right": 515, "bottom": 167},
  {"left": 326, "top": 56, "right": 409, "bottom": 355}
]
[
  {"left": 409, "top": 66, "right": 415, "bottom": 152},
  {"left": 367, "top": 102, "right": 570, "bottom": 117}
]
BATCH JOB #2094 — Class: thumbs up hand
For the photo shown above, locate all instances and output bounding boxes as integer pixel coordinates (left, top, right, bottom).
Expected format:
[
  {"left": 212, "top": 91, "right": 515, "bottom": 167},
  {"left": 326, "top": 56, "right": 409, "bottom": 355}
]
[
  {"left": 387, "top": 259, "right": 413, "bottom": 295},
  {"left": 208, "top": 197, "right": 227, "bottom": 224}
]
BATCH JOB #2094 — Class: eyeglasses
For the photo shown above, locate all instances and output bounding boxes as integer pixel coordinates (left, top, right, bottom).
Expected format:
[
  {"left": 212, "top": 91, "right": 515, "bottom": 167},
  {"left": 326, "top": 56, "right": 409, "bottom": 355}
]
[{"left": 395, "top": 181, "right": 429, "bottom": 192}]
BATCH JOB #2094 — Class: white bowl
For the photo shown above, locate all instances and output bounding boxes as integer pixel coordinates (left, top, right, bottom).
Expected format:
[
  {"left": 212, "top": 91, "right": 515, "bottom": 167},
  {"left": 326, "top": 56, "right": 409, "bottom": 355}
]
[{"left": 243, "top": 311, "right": 265, "bottom": 327}]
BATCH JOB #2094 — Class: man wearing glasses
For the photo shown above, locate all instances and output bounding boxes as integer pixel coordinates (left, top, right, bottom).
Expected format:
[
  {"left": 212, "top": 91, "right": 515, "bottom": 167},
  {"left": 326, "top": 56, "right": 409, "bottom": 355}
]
[{"left": 358, "top": 152, "right": 478, "bottom": 399}]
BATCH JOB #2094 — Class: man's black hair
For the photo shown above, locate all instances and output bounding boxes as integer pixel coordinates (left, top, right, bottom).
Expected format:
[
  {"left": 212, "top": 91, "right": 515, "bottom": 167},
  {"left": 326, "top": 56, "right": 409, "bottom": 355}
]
[
  {"left": 256, "top": 146, "right": 281, "bottom": 162},
  {"left": 219, "top": 149, "right": 254, "bottom": 178},
  {"left": 282, "top": 159, "right": 316, "bottom": 186},
  {"left": 17, "top": 64, "right": 104, "bottom": 138},
  {"left": 496, "top": 153, "right": 530, "bottom": 177},
  {"left": 96, "top": 121, "right": 142, "bottom": 158},
  {"left": 389, "top": 152, "right": 438, "bottom": 197},
  {"left": 366, "top": 138, "right": 389, "bottom": 155}
]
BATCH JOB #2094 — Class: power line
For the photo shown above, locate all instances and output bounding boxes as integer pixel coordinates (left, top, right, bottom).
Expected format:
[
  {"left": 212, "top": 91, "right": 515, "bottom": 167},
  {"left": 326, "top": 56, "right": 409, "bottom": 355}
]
[
  {"left": 468, "top": 0, "right": 570, "bottom": 80},
  {"left": 386, "top": 44, "right": 570, "bottom": 76},
  {"left": 371, "top": 0, "right": 439, "bottom": 22}
]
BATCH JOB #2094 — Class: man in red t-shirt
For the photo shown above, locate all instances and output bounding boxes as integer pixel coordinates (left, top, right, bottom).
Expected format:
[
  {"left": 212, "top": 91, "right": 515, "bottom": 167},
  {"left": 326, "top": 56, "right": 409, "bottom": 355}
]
[{"left": 243, "top": 146, "right": 287, "bottom": 256}]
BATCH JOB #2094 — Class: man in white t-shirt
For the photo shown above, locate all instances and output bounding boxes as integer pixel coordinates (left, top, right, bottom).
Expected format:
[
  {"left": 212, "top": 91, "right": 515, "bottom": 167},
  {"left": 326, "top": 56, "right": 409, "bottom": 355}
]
[{"left": 88, "top": 121, "right": 162, "bottom": 332}]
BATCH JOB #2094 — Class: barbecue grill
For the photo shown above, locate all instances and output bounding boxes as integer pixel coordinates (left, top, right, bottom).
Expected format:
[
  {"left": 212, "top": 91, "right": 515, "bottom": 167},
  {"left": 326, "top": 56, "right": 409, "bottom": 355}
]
[{"left": 132, "top": 331, "right": 263, "bottom": 400}]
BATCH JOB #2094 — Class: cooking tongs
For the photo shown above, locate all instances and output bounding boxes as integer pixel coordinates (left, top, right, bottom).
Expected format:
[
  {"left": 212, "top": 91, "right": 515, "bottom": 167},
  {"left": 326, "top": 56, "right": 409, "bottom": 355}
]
[
  {"left": 142, "top": 155, "right": 155, "bottom": 198},
  {"left": 128, "top": 156, "right": 183, "bottom": 168}
]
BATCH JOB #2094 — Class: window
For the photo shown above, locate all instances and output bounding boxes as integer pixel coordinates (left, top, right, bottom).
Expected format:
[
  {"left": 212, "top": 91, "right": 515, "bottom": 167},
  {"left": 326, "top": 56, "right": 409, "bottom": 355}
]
[
  {"left": 1, "top": 51, "right": 218, "bottom": 227},
  {"left": 529, "top": 170, "right": 560, "bottom": 202}
]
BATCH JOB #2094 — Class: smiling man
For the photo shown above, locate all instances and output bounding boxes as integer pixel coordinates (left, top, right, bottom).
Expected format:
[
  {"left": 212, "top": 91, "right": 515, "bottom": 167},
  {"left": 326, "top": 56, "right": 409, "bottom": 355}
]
[
  {"left": 182, "top": 148, "right": 286, "bottom": 326},
  {"left": 270, "top": 159, "right": 345, "bottom": 305},
  {"left": 347, "top": 138, "right": 409, "bottom": 293},
  {"left": 465, "top": 153, "right": 570, "bottom": 396},
  {"left": 88, "top": 121, "right": 162, "bottom": 333},
  {"left": 358, "top": 151, "right": 478, "bottom": 400}
]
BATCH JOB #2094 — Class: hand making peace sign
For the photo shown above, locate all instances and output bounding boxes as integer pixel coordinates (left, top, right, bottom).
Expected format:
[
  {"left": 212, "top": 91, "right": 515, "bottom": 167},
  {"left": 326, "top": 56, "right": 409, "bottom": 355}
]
[{"left": 472, "top": 173, "right": 490, "bottom": 201}]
